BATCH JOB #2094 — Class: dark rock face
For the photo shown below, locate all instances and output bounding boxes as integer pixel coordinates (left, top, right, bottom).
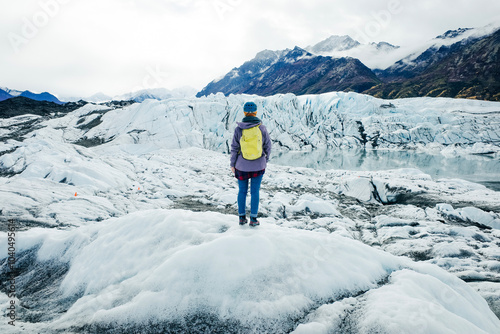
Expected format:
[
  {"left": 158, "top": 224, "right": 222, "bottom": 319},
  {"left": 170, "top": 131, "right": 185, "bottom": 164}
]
[
  {"left": 197, "top": 47, "right": 380, "bottom": 97},
  {"left": 0, "top": 96, "right": 86, "bottom": 119}
]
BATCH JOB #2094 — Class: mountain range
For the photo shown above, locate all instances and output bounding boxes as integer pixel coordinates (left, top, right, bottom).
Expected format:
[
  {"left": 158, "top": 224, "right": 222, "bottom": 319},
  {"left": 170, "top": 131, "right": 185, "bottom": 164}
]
[
  {"left": 197, "top": 23, "right": 500, "bottom": 101},
  {"left": 0, "top": 86, "right": 198, "bottom": 105},
  {"left": 0, "top": 87, "right": 63, "bottom": 104},
  {"left": 63, "top": 86, "right": 198, "bottom": 103},
  {"left": 197, "top": 47, "right": 381, "bottom": 97}
]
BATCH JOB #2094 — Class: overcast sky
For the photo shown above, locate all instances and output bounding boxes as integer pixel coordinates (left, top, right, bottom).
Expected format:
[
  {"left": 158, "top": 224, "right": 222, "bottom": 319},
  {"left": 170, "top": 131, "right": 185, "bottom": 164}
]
[{"left": 1, "top": 0, "right": 500, "bottom": 98}]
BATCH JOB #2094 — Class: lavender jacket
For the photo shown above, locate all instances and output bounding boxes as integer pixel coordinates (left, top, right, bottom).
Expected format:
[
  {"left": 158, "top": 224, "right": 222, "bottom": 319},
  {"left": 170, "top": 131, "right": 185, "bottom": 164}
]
[{"left": 230, "top": 120, "right": 272, "bottom": 172}]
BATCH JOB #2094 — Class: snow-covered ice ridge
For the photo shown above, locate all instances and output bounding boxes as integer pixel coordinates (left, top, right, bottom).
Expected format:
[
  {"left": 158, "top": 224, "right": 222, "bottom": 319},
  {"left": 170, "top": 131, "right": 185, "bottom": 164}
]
[
  {"left": 41, "top": 91, "right": 500, "bottom": 155},
  {"left": 0, "top": 92, "right": 500, "bottom": 332}
]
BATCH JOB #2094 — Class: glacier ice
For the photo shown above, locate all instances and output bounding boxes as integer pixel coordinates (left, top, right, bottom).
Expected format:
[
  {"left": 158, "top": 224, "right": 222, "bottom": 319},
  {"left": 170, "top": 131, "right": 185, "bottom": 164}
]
[
  {"left": 0, "top": 91, "right": 500, "bottom": 332},
  {"left": 1, "top": 209, "right": 500, "bottom": 333}
]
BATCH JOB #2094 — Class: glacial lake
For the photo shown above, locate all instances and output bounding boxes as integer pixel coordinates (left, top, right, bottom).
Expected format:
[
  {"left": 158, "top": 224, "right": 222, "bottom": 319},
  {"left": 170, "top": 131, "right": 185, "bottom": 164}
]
[{"left": 272, "top": 149, "right": 500, "bottom": 192}]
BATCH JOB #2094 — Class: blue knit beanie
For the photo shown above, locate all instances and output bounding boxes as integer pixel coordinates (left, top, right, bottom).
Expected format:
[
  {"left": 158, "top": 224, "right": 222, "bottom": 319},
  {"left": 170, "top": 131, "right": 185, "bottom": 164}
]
[{"left": 243, "top": 102, "right": 257, "bottom": 114}]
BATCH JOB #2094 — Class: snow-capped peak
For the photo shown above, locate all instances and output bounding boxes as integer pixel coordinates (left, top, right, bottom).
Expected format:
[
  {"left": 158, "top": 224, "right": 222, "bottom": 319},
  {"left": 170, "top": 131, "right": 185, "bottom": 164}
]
[
  {"left": 305, "top": 35, "right": 402, "bottom": 69},
  {"left": 370, "top": 41, "right": 400, "bottom": 51},
  {"left": 428, "top": 23, "right": 499, "bottom": 47},
  {"left": 307, "top": 35, "right": 361, "bottom": 53},
  {"left": 0, "top": 86, "right": 24, "bottom": 97},
  {"left": 436, "top": 27, "right": 473, "bottom": 40},
  {"left": 254, "top": 49, "right": 284, "bottom": 61}
]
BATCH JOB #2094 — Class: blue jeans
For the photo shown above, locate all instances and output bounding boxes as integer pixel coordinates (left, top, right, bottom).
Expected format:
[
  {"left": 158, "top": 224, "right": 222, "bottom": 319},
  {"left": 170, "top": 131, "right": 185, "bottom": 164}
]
[{"left": 238, "top": 174, "right": 263, "bottom": 218}]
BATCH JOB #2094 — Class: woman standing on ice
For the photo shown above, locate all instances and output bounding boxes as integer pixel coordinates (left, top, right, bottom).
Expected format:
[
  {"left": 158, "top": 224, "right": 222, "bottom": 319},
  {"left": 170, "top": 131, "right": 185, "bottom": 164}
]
[{"left": 230, "top": 101, "right": 272, "bottom": 227}]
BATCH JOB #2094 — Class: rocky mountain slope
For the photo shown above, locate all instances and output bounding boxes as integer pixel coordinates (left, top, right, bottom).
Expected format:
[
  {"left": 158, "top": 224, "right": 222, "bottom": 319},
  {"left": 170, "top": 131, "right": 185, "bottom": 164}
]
[
  {"left": 369, "top": 28, "right": 500, "bottom": 100},
  {"left": 374, "top": 27, "right": 481, "bottom": 82},
  {"left": 197, "top": 47, "right": 380, "bottom": 97}
]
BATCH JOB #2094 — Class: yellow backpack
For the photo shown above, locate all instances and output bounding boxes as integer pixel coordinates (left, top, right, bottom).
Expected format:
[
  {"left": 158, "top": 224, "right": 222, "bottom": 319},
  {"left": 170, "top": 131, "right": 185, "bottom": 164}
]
[{"left": 240, "top": 125, "right": 263, "bottom": 160}]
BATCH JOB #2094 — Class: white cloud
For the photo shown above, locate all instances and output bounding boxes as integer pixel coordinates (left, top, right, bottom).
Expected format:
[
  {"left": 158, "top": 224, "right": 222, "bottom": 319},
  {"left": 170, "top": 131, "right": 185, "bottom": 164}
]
[{"left": 1, "top": 0, "right": 499, "bottom": 98}]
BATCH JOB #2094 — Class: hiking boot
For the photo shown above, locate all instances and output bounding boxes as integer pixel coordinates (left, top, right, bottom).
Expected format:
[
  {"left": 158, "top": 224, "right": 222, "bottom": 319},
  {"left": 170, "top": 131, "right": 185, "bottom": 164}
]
[
  {"left": 239, "top": 215, "right": 248, "bottom": 225},
  {"left": 249, "top": 217, "right": 260, "bottom": 227}
]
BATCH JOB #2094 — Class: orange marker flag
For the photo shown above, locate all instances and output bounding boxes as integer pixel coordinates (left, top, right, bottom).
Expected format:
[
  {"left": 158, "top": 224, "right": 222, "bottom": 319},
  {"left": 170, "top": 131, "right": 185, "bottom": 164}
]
[{"left": 74, "top": 192, "right": 77, "bottom": 197}]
